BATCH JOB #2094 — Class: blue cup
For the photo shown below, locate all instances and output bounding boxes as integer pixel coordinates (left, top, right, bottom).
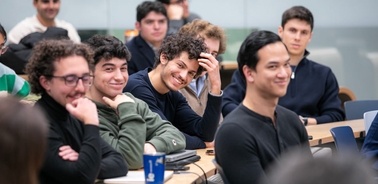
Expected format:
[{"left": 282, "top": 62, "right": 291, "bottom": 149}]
[{"left": 143, "top": 152, "right": 166, "bottom": 184}]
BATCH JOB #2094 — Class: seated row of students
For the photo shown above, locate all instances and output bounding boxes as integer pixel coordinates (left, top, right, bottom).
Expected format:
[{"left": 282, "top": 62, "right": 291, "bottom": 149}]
[{"left": 1, "top": 2, "right": 350, "bottom": 184}]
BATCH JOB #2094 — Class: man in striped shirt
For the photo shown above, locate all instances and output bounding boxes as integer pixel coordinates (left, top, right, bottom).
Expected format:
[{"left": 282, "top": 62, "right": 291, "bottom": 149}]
[{"left": 0, "top": 24, "right": 30, "bottom": 98}]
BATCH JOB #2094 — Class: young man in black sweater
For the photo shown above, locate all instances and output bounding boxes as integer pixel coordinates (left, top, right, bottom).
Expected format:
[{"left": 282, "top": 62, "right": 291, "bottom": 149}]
[
  {"left": 215, "top": 30, "right": 311, "bottom": 184},
  {"left": 25, "top": 39, "right": 127, "bottom": 184}
]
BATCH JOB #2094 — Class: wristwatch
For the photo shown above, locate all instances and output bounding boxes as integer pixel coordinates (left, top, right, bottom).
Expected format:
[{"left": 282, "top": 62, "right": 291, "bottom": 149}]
[{"left": 302, "top": 117, "right": 308, "bottom": 126}]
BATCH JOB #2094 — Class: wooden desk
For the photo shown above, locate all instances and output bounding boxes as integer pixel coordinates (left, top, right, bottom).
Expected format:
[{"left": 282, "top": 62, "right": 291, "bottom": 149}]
[
  {"left": 220, "top": 61, "right": 237, "bottom": 70},
  {"left": 306, "top": 119, "right": 365, "bottom": 146},
  {"left": 166, "top": 149, "right": 216, "bottom": 184}
]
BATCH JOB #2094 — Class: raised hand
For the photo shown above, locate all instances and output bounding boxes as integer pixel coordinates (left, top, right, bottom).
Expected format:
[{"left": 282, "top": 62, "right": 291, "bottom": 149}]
[{"left": 66, "top": 98, "right": 99, "bottom": 126}]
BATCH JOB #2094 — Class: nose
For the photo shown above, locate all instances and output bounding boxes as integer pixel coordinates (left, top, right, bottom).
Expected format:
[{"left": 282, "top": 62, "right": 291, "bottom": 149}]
[
  {"left": 153, "top": 21, "right": 160, "bottom": 29},
  {"left": 114, "top": 69, "right": 124, "bottom": 80},
  {"left": 74, "top": 79, "right": 86, "bottom": 92},
  {"left": 277, "top": 66, "right": 290, "bottom": 78},
  {"left": 294, "top": 32, "right": 301, "bottom": 40}
]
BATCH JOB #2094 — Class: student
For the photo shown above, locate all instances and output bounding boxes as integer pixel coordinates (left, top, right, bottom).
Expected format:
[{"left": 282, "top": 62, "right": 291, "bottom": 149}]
[
  {"left": 126, "top": 1, "right": 168, "bottom": 75},
  {"left": 25, "top": 39, "right": 127, "bottom": 184},
  {"left": 0, "top": 96, "right": 48, "bottom": 184},
  {"left": 8, "top": 0, "right": 80, "bottom": 44},
  {"left": 361, "top": 114, "right": 378, "bottom": 174},
  {"left": 264, "top": 148, "right": 376, "bottom": 184},
  {"left": 0, "top": 23, "right": 30, "bottom": 98},
  {"left": 85, "top": 34, "right": 185, "bottom": 169},
  {"left": 222, "top": 6, "right": 344, "bottom": 125},
  {"left": 156, "top": 0, "right": 200, "bottom": 35},
  {"left": 214, "top": 30, "right": 312, "bottom": 184},
  {"left": 178, "top": 19, "right": 226, "bottom": 119},
  {"left": 124, "top": 34, "right": 222, "bottom": 149}
]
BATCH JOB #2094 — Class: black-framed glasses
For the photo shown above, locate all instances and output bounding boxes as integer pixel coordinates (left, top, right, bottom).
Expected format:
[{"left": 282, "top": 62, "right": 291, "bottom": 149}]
[{"left": 48, "top": 74, "right": 93, "bottom": 87}]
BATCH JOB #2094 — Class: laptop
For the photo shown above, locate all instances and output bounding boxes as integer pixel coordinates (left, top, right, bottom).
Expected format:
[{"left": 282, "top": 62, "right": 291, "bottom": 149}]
[
  {"left": 166, "top": 149, "right": 197, "bottom": 162},
  {"left": 103, "top": 171, "right": 174, "bottom": 184}
]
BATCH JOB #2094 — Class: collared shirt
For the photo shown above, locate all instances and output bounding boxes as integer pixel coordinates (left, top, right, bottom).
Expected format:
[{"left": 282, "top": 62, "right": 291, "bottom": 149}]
[{"left": 189, "top": 75, "right": 206, "bottom": 97}]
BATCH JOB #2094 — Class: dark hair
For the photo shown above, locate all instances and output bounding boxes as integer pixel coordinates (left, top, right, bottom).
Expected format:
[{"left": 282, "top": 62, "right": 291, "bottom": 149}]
[
  {"left": 0, "top": 96, "right": 48, "bottom": 184},
  {"left": 155, "top": 0, "right": 170, "bottom": 5},
  {"left": 154, "top": 34, "right": 207, "bottom": 77},
  {"left": 237, "top": 30, "right": 283, "bottom": 79},
  {"left": 137, "top": 1, "right": 167, "bottom": 22},
  {"left": 178, "top": 19, "right": 227, "bottom": 55},
  {"left": 264, "top": 148, "right": 376, "bottom": 184},
  {"left": 85, "top": 34, "right": 131, "bottom": 67},
  {"left": 25, "top": 39, "right": 94, "bottom": 95},
  {"left": 281, "top": 6, "right": 314, "bottom": 31},
  {"left": 0, "top": 23, "right": 7, "bottom": 43}
]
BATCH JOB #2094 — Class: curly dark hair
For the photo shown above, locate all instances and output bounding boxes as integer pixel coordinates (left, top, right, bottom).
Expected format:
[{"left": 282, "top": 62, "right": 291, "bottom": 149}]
[
  {"left": 85, "top": 34, "right": 131, "bottom": 68},
  {"left": 154, "top": 34, "right": 207, "bottom": 77},
  {"left": 25, "top": 39, "right": 94, "bottom": 95},
  {"left": 178, "top": 19, "right": 227, "bottom": 55}
]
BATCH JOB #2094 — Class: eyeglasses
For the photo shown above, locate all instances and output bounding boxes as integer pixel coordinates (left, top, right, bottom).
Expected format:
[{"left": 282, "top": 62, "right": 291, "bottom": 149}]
[
  {"left": 48, "top": 74, "right": 93, "bottom": 87},
  {"left": 0, "top": 46, "right": 8, "bottom": 56}
]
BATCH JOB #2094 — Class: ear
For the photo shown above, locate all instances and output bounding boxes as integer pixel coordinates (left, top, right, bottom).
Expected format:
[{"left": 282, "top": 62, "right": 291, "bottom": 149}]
[
  {"left": 33, "top": 0, "right": 38, "bottom": 8},
  {"left": 160, "top": 53, "right": 168, "bottom": 65},
  {"left": 309, "top": 31, "right": 313, "bottom": 43},
  {"left": 278, "top": 26, "right": 283, "bottom": 38},
  {"left": 135, "top": 21, "right": 141, "bottom": 31},
  {"left": 39, "top": 75, "right": 51, "bottom": 92},
  {"left": 242, "top": 65, "right": 255, "bottom": 83}
]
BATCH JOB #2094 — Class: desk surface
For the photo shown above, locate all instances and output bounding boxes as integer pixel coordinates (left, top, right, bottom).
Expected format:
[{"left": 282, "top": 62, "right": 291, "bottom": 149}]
[
  {"left": 166, "top": 149, "right": 215, "bottom": 184},
  {"left": 306, "top": 119, "right": 365, "bottom": 146}
]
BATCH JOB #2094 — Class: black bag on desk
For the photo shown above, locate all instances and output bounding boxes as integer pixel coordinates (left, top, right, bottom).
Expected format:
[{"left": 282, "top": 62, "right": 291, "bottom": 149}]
[{"left": 0, "top": 27, "right": 69, "bottom": 74}]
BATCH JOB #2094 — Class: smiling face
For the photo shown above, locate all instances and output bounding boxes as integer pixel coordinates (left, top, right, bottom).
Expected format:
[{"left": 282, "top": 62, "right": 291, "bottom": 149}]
[
  {"left": 40, "top": 55, "right": 90, "bottom": 107},
  {"left": 90, "top": 57, "right": 128, "bottom": 101},
  {"left": 278, "top": 18, "right": 312, "bottom": 57},
  {"left": 246, "top": 42, "right": 291, "bottom": 98},
  {"left": 33, "top": 0, "right": 60, "bottom": 22},
  {"left": 136, "top": 11, "right": 168, "bottom": 46},
  {"left": 159, "top": 51, "right": 198, "bottom": 92}
]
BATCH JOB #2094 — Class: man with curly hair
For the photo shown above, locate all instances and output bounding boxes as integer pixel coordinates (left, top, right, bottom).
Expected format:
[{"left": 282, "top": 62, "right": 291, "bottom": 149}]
[
  {"left": 85, "top": 34, "right": 185, "bottom": 169},
  {"left": 25, "top": 39, "right": 127, "bottom": 184},
  {"left": 178, "top": 19, "right": 226, "bottom": 126},
  {"left": 124, "top": 34, "right": 222, "bottom": 149}
]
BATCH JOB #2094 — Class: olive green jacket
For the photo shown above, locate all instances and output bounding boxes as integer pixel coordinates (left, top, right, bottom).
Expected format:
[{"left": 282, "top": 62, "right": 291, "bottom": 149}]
[{"left": 93, "top": 92, "right": 185, "bottom": 169}]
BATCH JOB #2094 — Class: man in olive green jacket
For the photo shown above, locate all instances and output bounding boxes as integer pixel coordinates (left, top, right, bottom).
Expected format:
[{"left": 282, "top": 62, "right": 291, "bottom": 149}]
[{"left": 85, "top": 35, "right": 185, "bottom": 169}]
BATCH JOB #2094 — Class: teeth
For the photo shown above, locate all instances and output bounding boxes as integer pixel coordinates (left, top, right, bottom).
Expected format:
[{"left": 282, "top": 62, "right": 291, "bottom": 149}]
[{"left": 174, "top": 77, "right": 182, "bottom": 84}]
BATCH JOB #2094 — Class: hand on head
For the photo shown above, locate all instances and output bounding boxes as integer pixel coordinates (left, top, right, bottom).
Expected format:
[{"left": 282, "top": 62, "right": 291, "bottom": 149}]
[
  {"left": 66, "top": 98, "right": 99, "bottom": 126},
  {"left": 198, "top": 53, "right": 221, "bottom": 95}
]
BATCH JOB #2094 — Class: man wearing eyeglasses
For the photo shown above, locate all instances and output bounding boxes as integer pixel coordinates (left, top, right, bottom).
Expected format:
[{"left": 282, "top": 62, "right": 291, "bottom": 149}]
[
  {"left": 7, "top": 0, "right": 80, "bottom": 44},
  {"left": 0, "top": 23, "right": 30, "bottom": 98},
  {"left": 156, "top": 0, "right": 200, "bottom": 35},
  {"left": 25, "top": 39, "right": 128, "bottom": 183}
]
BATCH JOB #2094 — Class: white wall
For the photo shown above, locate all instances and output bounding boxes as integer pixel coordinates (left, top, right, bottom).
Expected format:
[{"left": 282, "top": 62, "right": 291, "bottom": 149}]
[{"left": 1, "top": 0, "right": 378, "bottom": 30}]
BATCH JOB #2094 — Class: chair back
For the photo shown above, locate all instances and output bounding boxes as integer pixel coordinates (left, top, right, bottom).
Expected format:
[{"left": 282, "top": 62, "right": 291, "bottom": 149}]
[
  {"left": 344, "top": 100, "right": 378, "bottom": 120},
  {"left": 212, "top": 159, "right": 230, "bottom": 184},
  {"left": 330, "top": 126, "right": 359, "bottom": 157},
  {"left": 364, "top": 110, "right": 378, "bottom": 134}
]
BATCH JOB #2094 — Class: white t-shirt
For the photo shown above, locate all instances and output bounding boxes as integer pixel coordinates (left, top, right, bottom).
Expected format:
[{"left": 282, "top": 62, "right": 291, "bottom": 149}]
[{"left": 8, "top": 15, "right": 81, "bottom": 44}]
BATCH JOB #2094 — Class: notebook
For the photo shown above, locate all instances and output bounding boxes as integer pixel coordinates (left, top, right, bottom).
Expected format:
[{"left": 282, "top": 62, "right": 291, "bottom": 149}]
[
  {"left": 166, "top": 149, "right": 197, "bottom": 162},
  {"left": 103, "top": 171, "right": 174, "bottom": 184}
]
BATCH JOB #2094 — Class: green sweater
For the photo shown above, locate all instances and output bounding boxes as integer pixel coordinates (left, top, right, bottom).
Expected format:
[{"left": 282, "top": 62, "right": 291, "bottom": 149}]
[
  {"left": 0, "top": 63, "right": 30, "bottom": 98},
  {"left": 94, "top": 92, "right": 185, "bottom": 169}
]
